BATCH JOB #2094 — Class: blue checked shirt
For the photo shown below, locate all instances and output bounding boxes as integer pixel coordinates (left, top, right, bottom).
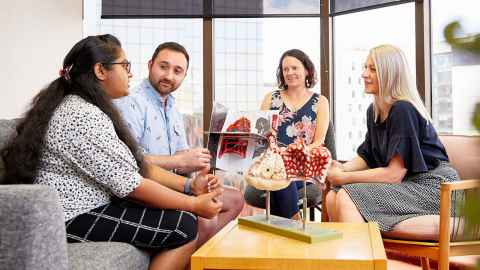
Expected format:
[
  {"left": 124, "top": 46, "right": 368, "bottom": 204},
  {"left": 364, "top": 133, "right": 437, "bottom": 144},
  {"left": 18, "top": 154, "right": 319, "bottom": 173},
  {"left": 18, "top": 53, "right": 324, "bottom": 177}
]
[{"left": 114, "top": 79, "right": 189, "bottom": 155}]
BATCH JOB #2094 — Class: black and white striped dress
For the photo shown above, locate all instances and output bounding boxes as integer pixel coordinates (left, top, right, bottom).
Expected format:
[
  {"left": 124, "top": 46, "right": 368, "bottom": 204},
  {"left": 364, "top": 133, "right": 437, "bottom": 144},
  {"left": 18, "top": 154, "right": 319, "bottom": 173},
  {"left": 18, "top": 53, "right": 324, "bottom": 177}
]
[
  {"left": 338, "top": 101, "right": 460, "bottom": 232},
  {"left": 36, "top": 95, "right": 197, "bottom": 249}
]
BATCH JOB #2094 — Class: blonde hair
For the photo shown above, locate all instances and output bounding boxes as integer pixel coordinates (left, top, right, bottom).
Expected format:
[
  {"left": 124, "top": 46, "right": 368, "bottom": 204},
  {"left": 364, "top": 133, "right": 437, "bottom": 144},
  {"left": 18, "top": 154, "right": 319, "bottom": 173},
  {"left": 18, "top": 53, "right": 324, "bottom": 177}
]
[{"left": 369, "top": 44, "right": 431, "bottom": 122}]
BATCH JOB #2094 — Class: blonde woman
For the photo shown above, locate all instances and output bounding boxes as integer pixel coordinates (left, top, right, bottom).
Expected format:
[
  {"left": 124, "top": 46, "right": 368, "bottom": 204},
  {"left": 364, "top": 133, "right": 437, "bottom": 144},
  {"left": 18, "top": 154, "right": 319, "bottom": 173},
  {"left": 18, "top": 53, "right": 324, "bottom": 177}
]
[{"left": 326, "top": 45, "right": 459, "bottom": 240}]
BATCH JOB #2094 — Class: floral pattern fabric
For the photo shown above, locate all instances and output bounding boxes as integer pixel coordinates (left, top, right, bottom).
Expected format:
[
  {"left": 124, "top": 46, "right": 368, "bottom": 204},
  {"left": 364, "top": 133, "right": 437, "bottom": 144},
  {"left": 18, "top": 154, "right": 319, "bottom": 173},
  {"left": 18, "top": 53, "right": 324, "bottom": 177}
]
[{"left": 270, "top": 90, "right": 320, "bottom": 146}]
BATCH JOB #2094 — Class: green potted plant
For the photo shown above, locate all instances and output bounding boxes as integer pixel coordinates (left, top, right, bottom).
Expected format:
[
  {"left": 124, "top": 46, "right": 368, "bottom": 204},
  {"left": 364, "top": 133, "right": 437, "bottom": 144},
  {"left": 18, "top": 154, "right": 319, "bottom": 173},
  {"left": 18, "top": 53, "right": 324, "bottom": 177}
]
[{"left": 445, "top": 21, "right": 480, "bottom": 269}]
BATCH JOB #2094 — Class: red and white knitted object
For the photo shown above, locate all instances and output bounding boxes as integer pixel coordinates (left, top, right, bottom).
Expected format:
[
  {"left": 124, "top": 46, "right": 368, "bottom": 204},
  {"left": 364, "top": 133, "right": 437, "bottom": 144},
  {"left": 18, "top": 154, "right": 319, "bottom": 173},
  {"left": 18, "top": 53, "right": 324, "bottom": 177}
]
[{"left": 280, "top": 138, "right": 332, "bottom": 183}]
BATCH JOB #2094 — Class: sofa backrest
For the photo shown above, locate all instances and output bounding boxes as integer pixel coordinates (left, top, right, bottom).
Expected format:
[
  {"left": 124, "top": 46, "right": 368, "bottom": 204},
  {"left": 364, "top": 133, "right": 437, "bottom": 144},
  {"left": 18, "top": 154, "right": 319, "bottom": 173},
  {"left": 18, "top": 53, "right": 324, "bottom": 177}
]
[
  {"left": 325, "top": 120, "right": 337, "bottom": 160},
  {"left": 440, "top": 135, "right": 480, "bottom": 180},
  {"left": 0, "top": 119, "right": 18, "bottom": 183}
]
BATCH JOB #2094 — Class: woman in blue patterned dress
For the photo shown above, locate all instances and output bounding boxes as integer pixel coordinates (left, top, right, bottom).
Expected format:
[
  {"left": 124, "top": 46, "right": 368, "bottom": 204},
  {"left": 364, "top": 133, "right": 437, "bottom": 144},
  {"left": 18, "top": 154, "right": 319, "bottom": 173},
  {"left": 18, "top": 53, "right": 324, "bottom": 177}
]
[{"left": 244, "top": 49, "right": 330, "bottom": 219}]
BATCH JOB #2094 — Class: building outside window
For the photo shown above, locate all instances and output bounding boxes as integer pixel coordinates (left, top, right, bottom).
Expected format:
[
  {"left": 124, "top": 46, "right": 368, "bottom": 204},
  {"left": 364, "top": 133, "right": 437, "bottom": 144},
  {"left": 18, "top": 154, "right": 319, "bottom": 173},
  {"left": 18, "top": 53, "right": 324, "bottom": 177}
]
[
  {"left": 333, "top": 3, "right": 415, "bottom": 160},
  {"left": 214, "top": 17, "right": 321, "bottom": 111},
  {"left": 84, "top": 0, "right": 322, "bottom": 148},
  {"left": 84, "top": 0, "right": 205, "bottom": 148},
  {"left": 431, "top": 0, "right": 480, "bottom": 135},
  {"left": 84, "top": 0, "right": 480, "bottom": 160}
]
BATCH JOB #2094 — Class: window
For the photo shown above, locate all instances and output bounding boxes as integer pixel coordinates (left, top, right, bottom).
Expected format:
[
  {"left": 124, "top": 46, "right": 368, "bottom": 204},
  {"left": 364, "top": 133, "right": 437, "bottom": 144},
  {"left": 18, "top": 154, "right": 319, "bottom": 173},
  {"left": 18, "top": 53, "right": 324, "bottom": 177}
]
[
  {"left": 214, "top": 18, "right": 321, "bottom": 111},
  {"left": 431, "top": 0, "right": 480, "bottom": 135},
  {"left": 333, "top": 3, "right": 415, "bottom": 160},
  {"left": 84, "top": 0, "right": 204, "bottom": 147}
]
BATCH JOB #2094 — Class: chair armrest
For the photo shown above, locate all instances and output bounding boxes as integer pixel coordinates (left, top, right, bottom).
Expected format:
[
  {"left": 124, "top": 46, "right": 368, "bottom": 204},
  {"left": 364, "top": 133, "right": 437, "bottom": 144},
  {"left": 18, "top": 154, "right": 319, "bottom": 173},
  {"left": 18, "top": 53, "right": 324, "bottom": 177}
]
[
  {"left": 441, "top": 179, "right": 480, "bottom": 192},
  {"left": 439, "top": 179, "right": 480, "bottom": 246},
  {"left": 0, "top": 185, "right": 68, "bottom": 270}
]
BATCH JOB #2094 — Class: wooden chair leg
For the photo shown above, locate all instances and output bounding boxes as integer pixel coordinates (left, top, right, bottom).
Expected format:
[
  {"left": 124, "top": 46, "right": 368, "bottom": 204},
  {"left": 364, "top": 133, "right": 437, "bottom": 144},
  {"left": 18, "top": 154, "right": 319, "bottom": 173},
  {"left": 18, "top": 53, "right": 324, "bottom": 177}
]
[
  {"left": 420, "top": 257, "right": 431, "bottom": 270},
  {"left": 438, "top": 255, "right": 449, "bottom": 270}
]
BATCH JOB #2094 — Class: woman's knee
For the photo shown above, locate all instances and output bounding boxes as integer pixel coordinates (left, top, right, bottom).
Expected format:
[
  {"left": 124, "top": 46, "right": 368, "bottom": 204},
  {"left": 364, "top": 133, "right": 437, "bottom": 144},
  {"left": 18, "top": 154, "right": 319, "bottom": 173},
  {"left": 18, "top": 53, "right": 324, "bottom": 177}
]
[
  {"left": 335, "top": 189, "right": 364, "bottom": 222},
  {"left": 334, "top": 189, "right": 354, "bottom": 215},
  {"left": 325, "top": 190, "right": 336, "bottom": 205},
  {"left": 224, "top": 187, "right": 245, "bottom": 214},
  {"left": 325, "top": 190, "right": 337, "bottom": 220},
  {"left": 336, "top": 189, "right": 353, "bottom": 207},
  {"left": 325, "top": 190, "right": 338, "bottom": 211}
]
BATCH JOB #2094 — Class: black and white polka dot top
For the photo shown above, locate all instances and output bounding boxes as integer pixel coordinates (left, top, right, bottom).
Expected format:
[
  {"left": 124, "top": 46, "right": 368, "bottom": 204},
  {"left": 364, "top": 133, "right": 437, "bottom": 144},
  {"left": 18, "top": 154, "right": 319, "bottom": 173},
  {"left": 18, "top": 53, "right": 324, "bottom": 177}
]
[{"left": 35, "top": 95, "right": 142, "bottom": 221}]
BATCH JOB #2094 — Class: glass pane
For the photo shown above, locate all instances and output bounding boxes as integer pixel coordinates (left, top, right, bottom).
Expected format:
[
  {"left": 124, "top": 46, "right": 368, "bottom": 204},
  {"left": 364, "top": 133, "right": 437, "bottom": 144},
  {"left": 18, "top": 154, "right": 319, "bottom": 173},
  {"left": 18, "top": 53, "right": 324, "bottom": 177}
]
[
  {"left": 431, "top": 0, "right": 480, "bottom": 135},
  {"left": 85, "top": 0, "right": 204, "bottom": 148},
  {"left": 333, "top": 3, "right": 415, "bottom": 160},
  {"left": 214, "top": 18, "right": 321, "bottom": 111},
  {"left": 331, "top": 0, "right": 413, "bottom": 15},
  {"left": 213, "top": 0, "right": 321, "bottom": 16}
]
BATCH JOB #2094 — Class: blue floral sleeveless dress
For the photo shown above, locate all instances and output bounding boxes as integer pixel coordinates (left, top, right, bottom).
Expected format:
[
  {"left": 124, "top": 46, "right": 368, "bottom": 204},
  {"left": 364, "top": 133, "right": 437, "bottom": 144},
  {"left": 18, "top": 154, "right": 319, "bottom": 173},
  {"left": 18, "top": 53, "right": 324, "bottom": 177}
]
[{"left": 269, "top": 90, "right": 320, "bottom": 218}]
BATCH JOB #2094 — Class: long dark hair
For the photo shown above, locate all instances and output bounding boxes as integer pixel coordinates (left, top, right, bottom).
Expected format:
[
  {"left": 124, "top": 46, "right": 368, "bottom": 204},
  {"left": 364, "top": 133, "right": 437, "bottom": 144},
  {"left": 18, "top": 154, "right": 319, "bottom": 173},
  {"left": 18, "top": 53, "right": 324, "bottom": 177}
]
[
  {"left": 1, "top": 34, "right": 144, "bottom": 184},
  {"left": 276, "top": 49, "right": 317, "bottom": 90}
]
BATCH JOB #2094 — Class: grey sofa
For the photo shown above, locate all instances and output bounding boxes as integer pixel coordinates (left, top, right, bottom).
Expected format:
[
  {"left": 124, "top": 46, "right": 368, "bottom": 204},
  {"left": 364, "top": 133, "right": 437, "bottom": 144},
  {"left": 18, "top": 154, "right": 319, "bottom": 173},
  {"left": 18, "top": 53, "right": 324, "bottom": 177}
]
[{"left": 0, "top": 119, "right": 150, "bottom": 270}]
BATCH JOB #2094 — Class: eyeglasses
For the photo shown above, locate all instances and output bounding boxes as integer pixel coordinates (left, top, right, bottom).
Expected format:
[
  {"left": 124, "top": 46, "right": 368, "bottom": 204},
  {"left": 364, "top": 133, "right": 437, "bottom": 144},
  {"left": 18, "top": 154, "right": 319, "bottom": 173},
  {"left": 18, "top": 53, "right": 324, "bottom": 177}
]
[{"left": 103, "top": 61, "right": 131, "bottom": 73}]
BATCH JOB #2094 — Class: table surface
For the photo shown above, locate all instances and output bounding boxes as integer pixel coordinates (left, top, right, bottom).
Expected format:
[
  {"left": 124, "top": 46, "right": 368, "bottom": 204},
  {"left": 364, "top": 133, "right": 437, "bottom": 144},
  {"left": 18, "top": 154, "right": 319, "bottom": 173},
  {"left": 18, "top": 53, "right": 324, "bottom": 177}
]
[{"left": 191, "top": 220, "right": 387, "bottom": 270}]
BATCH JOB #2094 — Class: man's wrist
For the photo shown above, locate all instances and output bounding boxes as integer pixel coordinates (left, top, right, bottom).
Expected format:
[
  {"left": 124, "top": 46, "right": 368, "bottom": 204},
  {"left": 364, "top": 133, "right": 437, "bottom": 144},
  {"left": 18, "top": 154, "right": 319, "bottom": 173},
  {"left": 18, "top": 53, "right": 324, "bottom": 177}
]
[
  {"left": 173, "top": 153, "right": 185, "bottom": 170},
  {"left": 183, "top": 177, "right": 193, "bottom": 195}
]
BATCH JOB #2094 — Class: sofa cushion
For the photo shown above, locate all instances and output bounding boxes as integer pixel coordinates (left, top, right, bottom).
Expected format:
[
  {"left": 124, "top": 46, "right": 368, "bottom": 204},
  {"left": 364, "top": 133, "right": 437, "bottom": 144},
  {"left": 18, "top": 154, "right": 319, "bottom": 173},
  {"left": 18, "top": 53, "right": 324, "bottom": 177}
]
[
  {"left": 0, "top": 185, "right": 69, "bottom": 270},
  {"left": 0, "top": 119, "right": 17, "bottom": 183},
  {"left": 68, "top": 242, "right": 150, "bottom": 270}
]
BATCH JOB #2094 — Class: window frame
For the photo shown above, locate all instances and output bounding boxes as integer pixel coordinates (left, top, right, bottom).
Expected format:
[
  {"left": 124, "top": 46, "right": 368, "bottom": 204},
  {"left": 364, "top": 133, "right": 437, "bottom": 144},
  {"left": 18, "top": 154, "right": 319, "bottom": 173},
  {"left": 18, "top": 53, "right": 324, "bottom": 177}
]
[{"left": 98, "top": 0, "right": 437, "bottom": 148}]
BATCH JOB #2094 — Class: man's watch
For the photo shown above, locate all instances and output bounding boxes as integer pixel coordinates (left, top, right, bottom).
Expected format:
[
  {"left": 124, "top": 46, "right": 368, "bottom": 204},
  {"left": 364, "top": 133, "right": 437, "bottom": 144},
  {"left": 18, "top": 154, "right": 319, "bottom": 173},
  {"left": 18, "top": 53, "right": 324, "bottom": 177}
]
[{"left": 183, "top": 178, "right": 193, "bottom": 195}]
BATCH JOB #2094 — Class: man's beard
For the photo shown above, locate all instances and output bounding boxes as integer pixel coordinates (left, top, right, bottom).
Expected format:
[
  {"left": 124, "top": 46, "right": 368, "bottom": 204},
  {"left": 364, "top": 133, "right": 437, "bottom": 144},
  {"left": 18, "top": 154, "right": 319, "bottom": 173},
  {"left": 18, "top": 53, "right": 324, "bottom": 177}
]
[{"left": 153, "top": 80, "right": 178, "bottom": 96}]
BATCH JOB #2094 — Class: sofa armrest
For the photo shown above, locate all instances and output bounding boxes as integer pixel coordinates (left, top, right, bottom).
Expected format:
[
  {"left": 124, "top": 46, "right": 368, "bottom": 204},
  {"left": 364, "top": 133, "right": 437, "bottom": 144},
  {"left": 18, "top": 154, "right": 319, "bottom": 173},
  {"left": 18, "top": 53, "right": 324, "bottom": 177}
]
[{"left": 0, "top": 185, "right": 68, "bottom": 270}]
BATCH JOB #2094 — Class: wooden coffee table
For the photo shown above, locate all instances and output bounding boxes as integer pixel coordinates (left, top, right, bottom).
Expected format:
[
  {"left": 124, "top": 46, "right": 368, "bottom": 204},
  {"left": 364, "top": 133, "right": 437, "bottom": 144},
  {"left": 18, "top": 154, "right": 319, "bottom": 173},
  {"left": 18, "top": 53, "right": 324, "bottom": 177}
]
[{"left": 191, "top": 220, "right": 387, "bottom": 270}]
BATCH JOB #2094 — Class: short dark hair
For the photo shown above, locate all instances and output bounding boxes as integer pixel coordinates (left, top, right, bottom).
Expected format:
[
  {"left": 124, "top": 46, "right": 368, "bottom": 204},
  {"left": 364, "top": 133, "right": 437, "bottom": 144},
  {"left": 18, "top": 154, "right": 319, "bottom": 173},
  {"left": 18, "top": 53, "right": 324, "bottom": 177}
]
[
  {"left": 151, "top": 42, "right": 190, "bottom": 69},
  {"left": 276, "top": 49, "right": 317, "bottom": 90}
]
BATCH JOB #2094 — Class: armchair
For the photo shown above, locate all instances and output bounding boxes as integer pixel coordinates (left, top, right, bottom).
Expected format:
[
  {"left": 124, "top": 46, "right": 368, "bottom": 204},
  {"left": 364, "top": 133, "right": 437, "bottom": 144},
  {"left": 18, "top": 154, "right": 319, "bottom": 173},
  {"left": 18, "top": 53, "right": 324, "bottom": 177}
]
[{"left": 382, "top": 135, "right": 480, "bottom": 270}]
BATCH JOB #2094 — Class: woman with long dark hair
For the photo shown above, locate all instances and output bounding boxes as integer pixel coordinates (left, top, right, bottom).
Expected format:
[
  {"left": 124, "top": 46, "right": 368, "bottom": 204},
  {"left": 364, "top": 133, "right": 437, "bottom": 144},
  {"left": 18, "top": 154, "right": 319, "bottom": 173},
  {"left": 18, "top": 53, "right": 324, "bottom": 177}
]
[{"left": 2, "top": 34, "right": 222, "bottom": 270}]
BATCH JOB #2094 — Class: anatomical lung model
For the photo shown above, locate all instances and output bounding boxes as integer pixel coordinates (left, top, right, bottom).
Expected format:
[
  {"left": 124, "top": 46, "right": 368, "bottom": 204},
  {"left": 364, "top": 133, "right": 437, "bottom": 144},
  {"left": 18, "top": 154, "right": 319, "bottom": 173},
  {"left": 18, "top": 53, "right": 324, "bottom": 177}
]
[
  {"left": 218, "top": 117, "right": 251, "bottom": 159},
  {"left": 242, "top": 135, "right": 336, "bottom": 239},
  {"left": 245, "top": 141, "right": 289, "bottom": 191},
  {"left": 245, "top": 135, "right": 332, "bottom": 191},
  {"left": 281, "top": 138, "right": 332, "bottom": 183}
]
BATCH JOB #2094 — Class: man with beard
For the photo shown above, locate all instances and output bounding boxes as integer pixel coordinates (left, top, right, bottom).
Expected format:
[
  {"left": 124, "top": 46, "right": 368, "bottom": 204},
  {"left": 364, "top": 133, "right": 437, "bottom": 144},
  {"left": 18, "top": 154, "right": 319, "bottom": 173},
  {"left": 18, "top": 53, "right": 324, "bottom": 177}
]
[{"left": 115, "top": 42, "right": 244, "bottom": 247}]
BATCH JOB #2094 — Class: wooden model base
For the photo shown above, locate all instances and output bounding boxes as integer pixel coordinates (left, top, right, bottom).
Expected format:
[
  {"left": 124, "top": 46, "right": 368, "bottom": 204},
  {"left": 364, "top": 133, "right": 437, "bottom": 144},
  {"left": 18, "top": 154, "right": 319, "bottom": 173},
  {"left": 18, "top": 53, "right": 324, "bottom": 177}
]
[{"left": 238, "top": 214, "right": 342, "bottom": 243}]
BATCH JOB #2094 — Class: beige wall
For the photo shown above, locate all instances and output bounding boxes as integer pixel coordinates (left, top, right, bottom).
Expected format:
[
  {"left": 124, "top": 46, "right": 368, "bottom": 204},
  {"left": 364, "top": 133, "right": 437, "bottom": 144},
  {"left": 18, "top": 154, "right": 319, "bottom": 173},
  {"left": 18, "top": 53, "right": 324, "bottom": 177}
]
[{"left": 0, "top": 0, "right": 82, "bottom": 119}]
